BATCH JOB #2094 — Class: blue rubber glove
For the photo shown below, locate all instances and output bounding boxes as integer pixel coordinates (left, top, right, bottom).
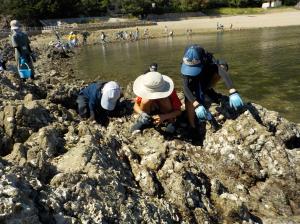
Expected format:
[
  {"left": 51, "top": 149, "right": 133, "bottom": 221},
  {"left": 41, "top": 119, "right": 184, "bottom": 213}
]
[
  {"left": 19, "top": 57, "right": 26, "bottom": 64},
  {"left": 229, "top": 92, "right": 244, "bottom": 110},
  {"left": 140, "top": 112, "right": 152, "bottom": 123},
  {"left": 195, "top": 105, "right": 209, "bottom": 121}
]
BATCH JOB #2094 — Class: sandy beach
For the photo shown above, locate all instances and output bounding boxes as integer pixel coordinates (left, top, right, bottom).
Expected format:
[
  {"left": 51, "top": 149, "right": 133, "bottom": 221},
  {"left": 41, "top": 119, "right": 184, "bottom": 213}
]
[
  {"left": 31, "top": 10, "right": 300, "bottom": 47},
  {"left": 154, "top": 11, "right": 300, "bottom": 34}
]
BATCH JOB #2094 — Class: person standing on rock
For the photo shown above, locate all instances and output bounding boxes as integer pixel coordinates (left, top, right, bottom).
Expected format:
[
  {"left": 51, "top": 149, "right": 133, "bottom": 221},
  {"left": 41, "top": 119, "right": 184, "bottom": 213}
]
[
  {"left": 81, "top": 31, "right": 90, "bottom": 45},
  {"left": 76, "top": 81, "right": 121, "bottom": 122},
  {"left": 131, "top": 71, "right": 182, "bottom": 134},
  {"left": 10, "top": 20, "right": 36, "bottom": 79},
  {"left": 181, "top": 44, "right": 244, "bottom": 132}
]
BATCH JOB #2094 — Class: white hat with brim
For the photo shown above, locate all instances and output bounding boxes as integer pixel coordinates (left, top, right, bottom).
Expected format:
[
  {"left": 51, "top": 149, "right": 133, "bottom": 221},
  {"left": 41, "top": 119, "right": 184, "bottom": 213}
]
[
  {"left": 10, "top": 20, "right": 20, "bottom": 30},
  {"left": 101, "top": 81, "right": 121, "bottom": 111},
  {"left": 133, "top": 71, "right": 174, "bottom": 99}
]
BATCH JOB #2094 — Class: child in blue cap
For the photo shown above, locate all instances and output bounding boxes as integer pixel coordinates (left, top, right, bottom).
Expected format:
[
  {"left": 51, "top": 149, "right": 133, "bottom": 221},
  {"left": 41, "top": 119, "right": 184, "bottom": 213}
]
[{"left": 181, "top": 44, "right": 244, "bottom": 131}]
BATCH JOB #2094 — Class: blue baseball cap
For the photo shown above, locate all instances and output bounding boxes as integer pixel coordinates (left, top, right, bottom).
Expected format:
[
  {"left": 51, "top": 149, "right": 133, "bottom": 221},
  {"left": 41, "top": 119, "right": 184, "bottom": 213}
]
[{"left": 181, "top": 45, "right": 203, "bottom": 77}]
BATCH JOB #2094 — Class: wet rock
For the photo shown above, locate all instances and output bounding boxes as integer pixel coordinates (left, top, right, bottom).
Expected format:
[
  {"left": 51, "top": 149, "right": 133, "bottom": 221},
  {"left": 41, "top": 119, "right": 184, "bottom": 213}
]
[
  {"left": 4, "top": 143, "right": 27, "bottom": 166},
  {"left": 47, "top": 83, "right": 80, "bottom": 109},
  {"left": 0, "top": 171, "right": 40, "bottom": 224},
  {"left": 0, "top": 43, "right": 299, "bottom": 223}
]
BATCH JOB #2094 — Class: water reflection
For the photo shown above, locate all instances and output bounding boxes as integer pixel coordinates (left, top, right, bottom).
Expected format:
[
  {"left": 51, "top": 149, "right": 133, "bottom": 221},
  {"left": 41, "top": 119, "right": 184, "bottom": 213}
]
[{"left": 75, "top": 26, "right": 300, "bottom": 123}]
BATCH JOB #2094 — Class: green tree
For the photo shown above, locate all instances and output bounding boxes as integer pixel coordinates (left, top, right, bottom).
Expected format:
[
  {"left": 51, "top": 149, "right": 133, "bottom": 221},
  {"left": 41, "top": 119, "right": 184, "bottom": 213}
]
[
  {"left": 169, "top": 0, "right": 209, "bottom": 12},
  {"left": 283, "top": 0, "right": 298, "bottom": 5}
]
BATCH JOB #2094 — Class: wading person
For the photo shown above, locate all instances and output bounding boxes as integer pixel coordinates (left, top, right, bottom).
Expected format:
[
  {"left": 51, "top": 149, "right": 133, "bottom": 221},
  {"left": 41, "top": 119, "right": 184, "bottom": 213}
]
[
  {"left": 81, "top": 31, "right": 90, "bottom": 45},
  {"left": 144, "top": 62, "right": 158, "bottom": 73},
  {"left": 76, "top": 81, "right": 121, "bottom": 122},
  {"left": 10, "top": 20, "right": 36, "bottom": 79},
  {"left": 100, "top": 32, "right": 108, "bottom": 44},
  {"left": 131, "top": 71, "right": 182, "bottom": 134},
  {"left": 181, "top": 44, "right": 244, "bottom": 133}
]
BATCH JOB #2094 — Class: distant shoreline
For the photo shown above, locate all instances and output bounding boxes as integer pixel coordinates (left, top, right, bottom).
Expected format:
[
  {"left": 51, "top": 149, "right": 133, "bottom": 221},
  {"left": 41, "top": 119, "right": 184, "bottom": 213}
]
[{"left": 153, "top": 11, "right": 300, "bottom": 34}]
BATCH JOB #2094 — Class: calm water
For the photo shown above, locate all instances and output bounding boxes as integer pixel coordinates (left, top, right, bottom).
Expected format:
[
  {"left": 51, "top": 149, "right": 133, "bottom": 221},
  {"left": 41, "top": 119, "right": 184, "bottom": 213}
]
[{"left": 75, "top": 26, "right": 300, "bottom": 123}]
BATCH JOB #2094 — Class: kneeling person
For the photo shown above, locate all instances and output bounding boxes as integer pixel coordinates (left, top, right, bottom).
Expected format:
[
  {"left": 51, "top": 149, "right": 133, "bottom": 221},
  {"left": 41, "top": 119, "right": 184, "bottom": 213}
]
[
  {"left": 131, "top": 71, "right": 182, "bottom": 134},
  {"left": 76, "top": 81, "right": 121, "bottom": 121}
]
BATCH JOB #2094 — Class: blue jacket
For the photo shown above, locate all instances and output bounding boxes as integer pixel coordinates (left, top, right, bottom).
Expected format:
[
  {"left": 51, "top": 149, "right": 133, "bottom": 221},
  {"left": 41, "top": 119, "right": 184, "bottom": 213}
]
[{"left": 80, "top": 82, "right": 106, "bottom": 115}]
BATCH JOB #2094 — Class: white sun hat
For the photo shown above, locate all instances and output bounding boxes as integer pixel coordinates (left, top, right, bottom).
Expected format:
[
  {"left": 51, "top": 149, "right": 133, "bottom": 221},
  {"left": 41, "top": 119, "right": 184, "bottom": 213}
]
[
  {"left": 133, "top": 71, "right": 174, "bottom": 99},
  {"left": 101, "top": 81, "right": 121, "bottom": 111},
  {"left": 10, "top": 20, "right": 21, "bottom": 30}
]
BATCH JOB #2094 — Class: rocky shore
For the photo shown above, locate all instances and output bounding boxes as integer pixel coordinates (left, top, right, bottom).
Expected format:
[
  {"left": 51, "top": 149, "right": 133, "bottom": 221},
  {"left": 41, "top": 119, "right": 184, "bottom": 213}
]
[{"left": 0, "top": 42, "right": 300, "bottom": 224}]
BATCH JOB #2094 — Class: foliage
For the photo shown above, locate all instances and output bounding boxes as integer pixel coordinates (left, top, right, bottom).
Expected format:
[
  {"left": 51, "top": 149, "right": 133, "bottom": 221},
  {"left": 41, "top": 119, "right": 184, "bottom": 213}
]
[
  {"left": 205, "top": 7, "right": 265, "bottom": 15},
  {"left": 283, "top": 0, "right": 298, "bottom": 5},
  {"left": 169, "top": 0, "right": 210, "bottom": 12},
  {"left": 0, "top": 0, "right": 106, "bottom": 25}
]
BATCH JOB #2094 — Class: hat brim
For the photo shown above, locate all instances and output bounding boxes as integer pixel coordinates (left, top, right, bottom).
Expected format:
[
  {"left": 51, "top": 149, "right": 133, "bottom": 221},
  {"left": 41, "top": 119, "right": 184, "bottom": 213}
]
[
  {"left": 133, "top": 74, "right": 174, "bottom": 99},
  {"left": 11, "top": 26, "right": 20, "bottom": 30},
  {"left": 101, "top": 93, "right": 118, "bottom": 111},
  {"left": 181, "top": 63, "right": 202, "bottom": 77}
]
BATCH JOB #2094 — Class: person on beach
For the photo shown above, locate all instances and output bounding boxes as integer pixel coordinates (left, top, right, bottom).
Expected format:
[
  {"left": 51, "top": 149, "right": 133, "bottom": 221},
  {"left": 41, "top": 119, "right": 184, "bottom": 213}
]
[
  {"left": 81, "top": 31, "right": 90, "bottom": 45},
  {"left": 131, "top": 71, "right": 182, "bottom": 134},
  {"left": 181, "top": 44, "right": 244, "bottom": 132},
  {"left": 134, "top": 28, "right": 140, "bottom": 40},
  {"left": 143, "top": 28, "right": 149, "bottom": 38},
  {"left": 76, "top": 81, "right": 121, "bottom": 122},
  {"left": 10, "top": 20, "right": 36, "bottom": 79},
  {"left": 164, "top": 25, "right": 168, "bottom": 35},
  {"left": 68, "top": 31, "right": 78, "bottom": 47},
  {"left": 100, "top": 31, "right": 108, "bottom": 44}
]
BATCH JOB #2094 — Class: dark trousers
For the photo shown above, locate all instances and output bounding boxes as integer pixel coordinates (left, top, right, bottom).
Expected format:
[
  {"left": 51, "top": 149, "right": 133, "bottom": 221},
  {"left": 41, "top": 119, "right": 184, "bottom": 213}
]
[
  {"left": 0, "top": 60, "right": 6, "bottom": 70},
  {"left": 76, "top": 94, "right": 89, "bottom": 118}
]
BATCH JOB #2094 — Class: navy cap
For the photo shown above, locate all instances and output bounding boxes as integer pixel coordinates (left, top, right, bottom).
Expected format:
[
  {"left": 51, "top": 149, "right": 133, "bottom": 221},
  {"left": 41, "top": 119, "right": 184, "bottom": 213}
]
[{"left": 181, "top": 45, "right": 203, "bottom": 76}]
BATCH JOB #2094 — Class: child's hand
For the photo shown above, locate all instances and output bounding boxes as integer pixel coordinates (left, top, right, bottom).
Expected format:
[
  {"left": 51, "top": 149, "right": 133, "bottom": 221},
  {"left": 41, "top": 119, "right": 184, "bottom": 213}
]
[{"left": 152, "top": 114, "right": 167, "bottom": 125}]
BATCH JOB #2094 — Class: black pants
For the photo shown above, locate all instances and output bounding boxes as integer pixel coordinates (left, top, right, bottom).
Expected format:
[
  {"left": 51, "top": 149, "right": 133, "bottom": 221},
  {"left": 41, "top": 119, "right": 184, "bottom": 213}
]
[
  {"left": 0, "top": 60, "right": 6, "bottom": 70},
  {"left": 76, "top": 94, "right": 89, "bottom": 118}
]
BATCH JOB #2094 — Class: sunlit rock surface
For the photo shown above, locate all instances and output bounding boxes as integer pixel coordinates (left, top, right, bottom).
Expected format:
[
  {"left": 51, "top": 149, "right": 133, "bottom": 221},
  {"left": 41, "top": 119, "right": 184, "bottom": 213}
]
[{"left": 0, "top": 48, "right": 299, "bottom": 224}]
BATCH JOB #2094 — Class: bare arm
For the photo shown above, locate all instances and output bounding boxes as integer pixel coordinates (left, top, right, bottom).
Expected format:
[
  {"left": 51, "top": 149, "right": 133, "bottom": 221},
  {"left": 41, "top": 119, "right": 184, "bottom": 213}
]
[
  {"left": 133, "top": 101, "right": 143, "bottom": 114},
  {"left": 153, "top": 110, "right": 181, "bottom": 124}
]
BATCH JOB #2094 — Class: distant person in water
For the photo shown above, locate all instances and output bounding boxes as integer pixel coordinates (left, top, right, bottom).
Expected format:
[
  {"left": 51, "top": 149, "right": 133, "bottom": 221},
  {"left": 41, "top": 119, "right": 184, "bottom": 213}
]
[
  {"left": 100, "top": 31, "right": 108, "bottom": 44},
  {"left": 81, "top": 31, "right": 90, "bottom": 45},
  {"left": 131, "top": 71, "right": 182, "bottom": 134},
  {"left": 144, "top": 62, "right": 158, "bottom": 73},
  {"left": 10, "top": 20, "right": 36, "bottom": 79},
  {"left": 76, "top": 81, "right": 121, "bottom": 122},
  {"left": 180, "top": 44, "right": 244, "bottom": 132}
]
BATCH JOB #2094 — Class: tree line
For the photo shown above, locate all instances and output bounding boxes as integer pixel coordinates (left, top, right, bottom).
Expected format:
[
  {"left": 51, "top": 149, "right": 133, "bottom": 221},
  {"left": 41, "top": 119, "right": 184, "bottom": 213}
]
[{"left": 0, "top": 0, "right": 298, "bottom": 25}]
